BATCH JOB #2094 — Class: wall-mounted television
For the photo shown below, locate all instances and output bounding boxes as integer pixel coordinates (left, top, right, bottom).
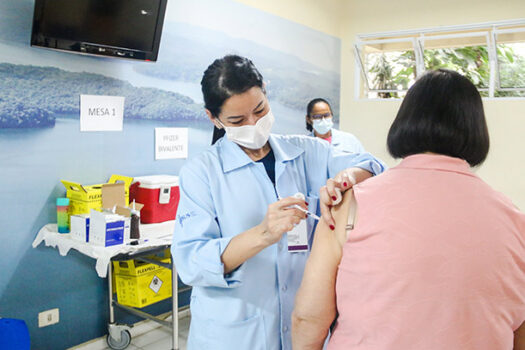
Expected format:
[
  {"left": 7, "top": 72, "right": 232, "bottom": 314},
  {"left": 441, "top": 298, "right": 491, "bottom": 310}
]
[{"left": 31, "top": 0, "right": 167, "bottom": 61}]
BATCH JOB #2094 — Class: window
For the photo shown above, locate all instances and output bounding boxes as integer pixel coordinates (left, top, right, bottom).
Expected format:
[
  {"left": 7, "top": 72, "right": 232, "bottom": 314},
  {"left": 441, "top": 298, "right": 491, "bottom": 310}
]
[
  {"left": 422, "top": 32, "right": 491, "bottom": 96},
  {"left": 356, "top": 38, "right": 418, "bottom": 98},
  {"left": 495, "top": 28, "right": 525, "bottom": 97},
  {"left": 355, "top": 19, "right": 525, "bottom": 99}
]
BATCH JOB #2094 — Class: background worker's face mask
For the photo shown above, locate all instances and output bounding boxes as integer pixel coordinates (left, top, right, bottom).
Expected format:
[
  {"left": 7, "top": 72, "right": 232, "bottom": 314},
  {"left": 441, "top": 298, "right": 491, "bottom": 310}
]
[
  {"left": 218, "top": 110, "right": 274, "bottom": 149},
  {"left": 312, "top": 117, "right": 333, "bottom": 135}
]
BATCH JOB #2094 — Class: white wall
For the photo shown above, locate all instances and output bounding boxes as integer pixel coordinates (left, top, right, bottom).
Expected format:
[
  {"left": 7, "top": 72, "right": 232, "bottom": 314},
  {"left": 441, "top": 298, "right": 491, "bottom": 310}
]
[
  {"left": 234, "top": 0, "right": 343, "bottom": 37},
  {"left": 340, "top": 0, "right": 525, "bottom": 209}
]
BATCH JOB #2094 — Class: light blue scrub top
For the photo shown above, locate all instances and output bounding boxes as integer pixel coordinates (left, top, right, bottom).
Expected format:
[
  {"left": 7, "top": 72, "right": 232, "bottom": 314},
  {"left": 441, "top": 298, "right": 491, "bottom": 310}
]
[
  {"left": 172, "top": 134, "right": 385, "bottom": 350},
  {"left": 311, "top": 128, "right": 366, "bottom": 154}
]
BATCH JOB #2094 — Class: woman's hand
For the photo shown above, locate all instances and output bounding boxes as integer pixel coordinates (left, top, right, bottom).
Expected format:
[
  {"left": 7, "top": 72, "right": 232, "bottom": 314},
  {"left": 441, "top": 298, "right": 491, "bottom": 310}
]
[
  {"left": 320, "top": 167, "right": 371, "bottom": 228},
  {"left": 258, "top": 196, "right": 307, "bottom": 246},
  {"left": 221, "top": 196, "right": 307, "bottom": 273}
]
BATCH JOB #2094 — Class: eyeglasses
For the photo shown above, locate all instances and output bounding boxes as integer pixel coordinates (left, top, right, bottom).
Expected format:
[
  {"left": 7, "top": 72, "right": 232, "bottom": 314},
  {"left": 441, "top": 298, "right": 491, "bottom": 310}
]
[{"left": 310, "top": 113, "right": 332, "bottom": 120}]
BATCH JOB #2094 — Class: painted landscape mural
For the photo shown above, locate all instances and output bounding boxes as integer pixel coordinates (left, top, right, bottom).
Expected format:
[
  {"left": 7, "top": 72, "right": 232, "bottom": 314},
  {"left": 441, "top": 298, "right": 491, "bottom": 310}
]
[{"left": 0, "top": 0, "right": 341, "bottom": 348}]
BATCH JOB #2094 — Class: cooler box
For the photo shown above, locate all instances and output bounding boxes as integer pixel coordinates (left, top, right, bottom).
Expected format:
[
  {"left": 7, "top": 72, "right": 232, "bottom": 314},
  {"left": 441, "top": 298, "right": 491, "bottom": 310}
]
[{"left": 129, "top": 175, "right": 180, "bottom": 224}]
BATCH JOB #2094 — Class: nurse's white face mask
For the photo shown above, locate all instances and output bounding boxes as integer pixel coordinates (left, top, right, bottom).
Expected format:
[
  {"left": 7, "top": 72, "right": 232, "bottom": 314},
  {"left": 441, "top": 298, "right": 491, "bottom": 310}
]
[
  {"left": 312, "top": 117, "right": 333, "bottom": 135},
  {"left": 218, "top": 110, "right": 274, "bottom": 149}
]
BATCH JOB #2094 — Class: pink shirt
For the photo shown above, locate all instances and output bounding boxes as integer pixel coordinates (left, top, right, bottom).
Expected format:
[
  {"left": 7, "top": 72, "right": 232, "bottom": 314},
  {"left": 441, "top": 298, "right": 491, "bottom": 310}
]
[
  {"left": 322, "top": 136, "right": 332, "bottom": 144},
  {"left": 329, "top": 154, "right": 525, "bottom": 350}
]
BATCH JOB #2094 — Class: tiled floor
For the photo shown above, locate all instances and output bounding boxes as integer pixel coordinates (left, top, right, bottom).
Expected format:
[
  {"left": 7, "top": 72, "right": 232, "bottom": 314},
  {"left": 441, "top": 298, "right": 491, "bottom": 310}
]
[
  {"left": 126, "top": 315, "right": 189, "bottom": 350},
  {"left": 71, "top": 314, "right": 190, "bottom": 350}
]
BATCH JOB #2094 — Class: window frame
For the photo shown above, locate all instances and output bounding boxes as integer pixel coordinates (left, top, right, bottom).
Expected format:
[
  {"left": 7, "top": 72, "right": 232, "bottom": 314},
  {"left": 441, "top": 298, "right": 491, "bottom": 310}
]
[
  {"left": 420, "top": 31, "right": 492, "bottom": 94},
  {"left": 354, "top": 19, "right": 525, "bottom": 100},
  {"left": 493, "top": 27, "right": 525, "bottom": 92},
  {"left": 355, "top": 37, "right": 421, "bottom": 95}
]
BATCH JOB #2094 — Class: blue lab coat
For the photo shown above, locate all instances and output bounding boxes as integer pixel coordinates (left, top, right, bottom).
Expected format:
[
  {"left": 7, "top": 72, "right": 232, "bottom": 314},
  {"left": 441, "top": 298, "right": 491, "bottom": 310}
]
[
  {"left": 310, "top": 128, "right": 366, "bottom": 154},
  {"left": 172, "top": 134, "right": 385, "bottom": 350}
]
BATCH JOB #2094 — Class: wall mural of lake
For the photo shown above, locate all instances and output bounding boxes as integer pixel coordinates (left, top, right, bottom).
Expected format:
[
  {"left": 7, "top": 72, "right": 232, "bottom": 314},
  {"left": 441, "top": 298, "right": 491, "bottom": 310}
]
[{"left": 0, "top": 0, "right": 341, "bottom": 348}]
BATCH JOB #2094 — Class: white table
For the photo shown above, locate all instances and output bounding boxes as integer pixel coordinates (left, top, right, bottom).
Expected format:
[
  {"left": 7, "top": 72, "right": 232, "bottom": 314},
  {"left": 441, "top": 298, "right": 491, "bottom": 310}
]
[{"left": 32, "top": 221, "right": 180, "bottom": 350}]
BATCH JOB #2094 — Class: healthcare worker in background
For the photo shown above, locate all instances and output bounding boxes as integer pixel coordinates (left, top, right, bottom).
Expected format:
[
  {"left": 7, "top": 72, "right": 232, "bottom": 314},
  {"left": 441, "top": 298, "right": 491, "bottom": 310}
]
[
  {"left": 172, "top": 55, "right": 385, "bottom": 350},
  {"left": 306, "top": 98, "right": 365, "bottom": 154}
]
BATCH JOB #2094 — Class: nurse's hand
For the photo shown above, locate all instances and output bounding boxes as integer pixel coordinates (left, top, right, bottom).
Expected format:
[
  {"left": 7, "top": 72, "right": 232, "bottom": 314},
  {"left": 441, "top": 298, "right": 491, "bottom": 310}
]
[
  {"left": 320, "top": 167, "right": 372, "bottom": 229},
  {"left": 258, "top": 196, "right": 307, "bottom": 246}
]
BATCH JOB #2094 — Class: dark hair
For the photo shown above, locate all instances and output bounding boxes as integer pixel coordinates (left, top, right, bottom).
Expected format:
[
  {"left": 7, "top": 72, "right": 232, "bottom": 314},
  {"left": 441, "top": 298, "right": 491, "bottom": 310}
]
[
  {"left": 201, "top": 55, "right": 264, "bottom": 144},
  {"left": 201, "top": 55, "right": 264, "bottom": 117},
  {"left": 387, "top": 69, "right": 489, "bottom": 166},
  {"left": 305, "top": 98, "right": 333, "bottom": 132}
]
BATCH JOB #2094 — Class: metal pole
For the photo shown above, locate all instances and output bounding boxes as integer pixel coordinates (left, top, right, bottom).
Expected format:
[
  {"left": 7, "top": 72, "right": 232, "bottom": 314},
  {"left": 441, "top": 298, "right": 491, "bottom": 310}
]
[
  {"left": 172, "top": 255, "right": 179, "bottom": 350},
  {"left": 108, "top": 261, "right": 115, "bottom": 324}
]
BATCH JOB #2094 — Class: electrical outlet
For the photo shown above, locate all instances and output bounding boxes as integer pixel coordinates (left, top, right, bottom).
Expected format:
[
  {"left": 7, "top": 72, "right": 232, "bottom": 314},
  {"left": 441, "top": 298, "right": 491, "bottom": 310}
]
[{"left": 38, "top": 308, "right": 59, "bottom": 328}]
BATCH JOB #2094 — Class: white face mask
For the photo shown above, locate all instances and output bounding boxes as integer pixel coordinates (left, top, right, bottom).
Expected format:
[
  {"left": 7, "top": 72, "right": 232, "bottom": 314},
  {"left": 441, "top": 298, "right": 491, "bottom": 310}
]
[
  {"left": 312, "top": 117, "right": 333, "bottom": 135},
  {"left": 218, "top": 110, "right": 274, "bottom": 149}
]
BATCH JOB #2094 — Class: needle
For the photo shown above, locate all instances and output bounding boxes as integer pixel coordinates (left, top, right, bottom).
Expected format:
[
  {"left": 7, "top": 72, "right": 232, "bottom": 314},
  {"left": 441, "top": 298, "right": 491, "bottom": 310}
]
[
  {"left": 290, "top": 205, "right": 321, "bottom": 221},
  {"left": 279, "top": 193, "right": 321, "bottom": 221}
]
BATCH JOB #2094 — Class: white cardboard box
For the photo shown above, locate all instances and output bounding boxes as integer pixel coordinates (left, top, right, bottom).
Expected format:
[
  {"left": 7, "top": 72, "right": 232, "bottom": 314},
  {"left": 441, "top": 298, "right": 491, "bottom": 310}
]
[
  {"left": 89, "top": 210, "right": 125, "bottom": 247},
  {"left": 70, "top": 214, "right": 90, "bottom": 242}
]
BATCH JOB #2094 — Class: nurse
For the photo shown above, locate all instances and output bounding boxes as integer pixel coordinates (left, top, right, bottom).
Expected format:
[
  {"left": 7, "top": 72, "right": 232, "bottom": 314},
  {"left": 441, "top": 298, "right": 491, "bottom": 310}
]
[
  {"left": 172, "top": 55, "right": 385, "bottom": 350},
  {"left": 306, "top": 98, "right": 365, "bottom": 154}
]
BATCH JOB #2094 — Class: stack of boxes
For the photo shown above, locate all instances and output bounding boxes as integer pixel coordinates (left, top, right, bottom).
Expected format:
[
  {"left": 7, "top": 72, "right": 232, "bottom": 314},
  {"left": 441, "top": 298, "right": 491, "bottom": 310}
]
[
  {"left": 62, "top": 174, "right": 133, "bottom": 246},
  {"left": 59, "top": 174, "right": 181, "bottom": 308}
]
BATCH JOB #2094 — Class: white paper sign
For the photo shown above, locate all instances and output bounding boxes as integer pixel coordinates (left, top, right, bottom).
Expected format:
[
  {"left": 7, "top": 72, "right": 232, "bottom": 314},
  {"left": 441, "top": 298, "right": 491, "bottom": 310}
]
[
  {"left": 80, "top": 94, "right": 125, "bottom": 132},
  {"left": 155, "top": 127, "right": 188, "bottom": 160}
]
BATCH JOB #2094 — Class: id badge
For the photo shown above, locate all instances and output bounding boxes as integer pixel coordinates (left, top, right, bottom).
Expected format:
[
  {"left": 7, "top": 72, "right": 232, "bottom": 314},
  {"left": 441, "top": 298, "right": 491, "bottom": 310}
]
[{"left": 287, "top": 220, "right": 308, "bottom": 252}]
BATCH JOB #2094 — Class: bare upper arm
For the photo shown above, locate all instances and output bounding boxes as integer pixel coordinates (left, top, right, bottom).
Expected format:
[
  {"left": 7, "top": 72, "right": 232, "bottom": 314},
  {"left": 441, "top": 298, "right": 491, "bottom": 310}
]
[
  {"left": 291, "top": 189, "right": 359, "bottom": 348},
  {"left": 295, "top": 190, "right": 357, "bottom": 323}
]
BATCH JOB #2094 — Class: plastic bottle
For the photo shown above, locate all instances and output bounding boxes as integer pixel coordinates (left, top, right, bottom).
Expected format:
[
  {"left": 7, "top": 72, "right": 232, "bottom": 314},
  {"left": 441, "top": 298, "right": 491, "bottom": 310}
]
[
  {"left": 130, "top": 200, "right": 140, "bottom": 239},
  {"left": 56, "top": 197, "right": 70, "bottom": 233}
]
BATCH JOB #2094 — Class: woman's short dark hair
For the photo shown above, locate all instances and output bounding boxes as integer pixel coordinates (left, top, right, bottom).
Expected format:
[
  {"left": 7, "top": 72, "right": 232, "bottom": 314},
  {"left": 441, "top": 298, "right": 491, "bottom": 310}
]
[
  {"left": 305, "top": 98, "right": 333, "bottom": 132},
  {"left": 201, "top": 55, "right": 264, "bottom": 118},
  {"left": 387, "top": 69, "right": 489, "bottom": 166}
]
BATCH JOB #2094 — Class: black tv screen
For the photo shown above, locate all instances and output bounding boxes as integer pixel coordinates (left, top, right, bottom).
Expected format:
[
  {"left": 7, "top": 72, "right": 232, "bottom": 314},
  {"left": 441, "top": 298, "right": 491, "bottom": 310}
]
[{"left": 31, "top": 0, "right": 167, "bottom": 61}]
